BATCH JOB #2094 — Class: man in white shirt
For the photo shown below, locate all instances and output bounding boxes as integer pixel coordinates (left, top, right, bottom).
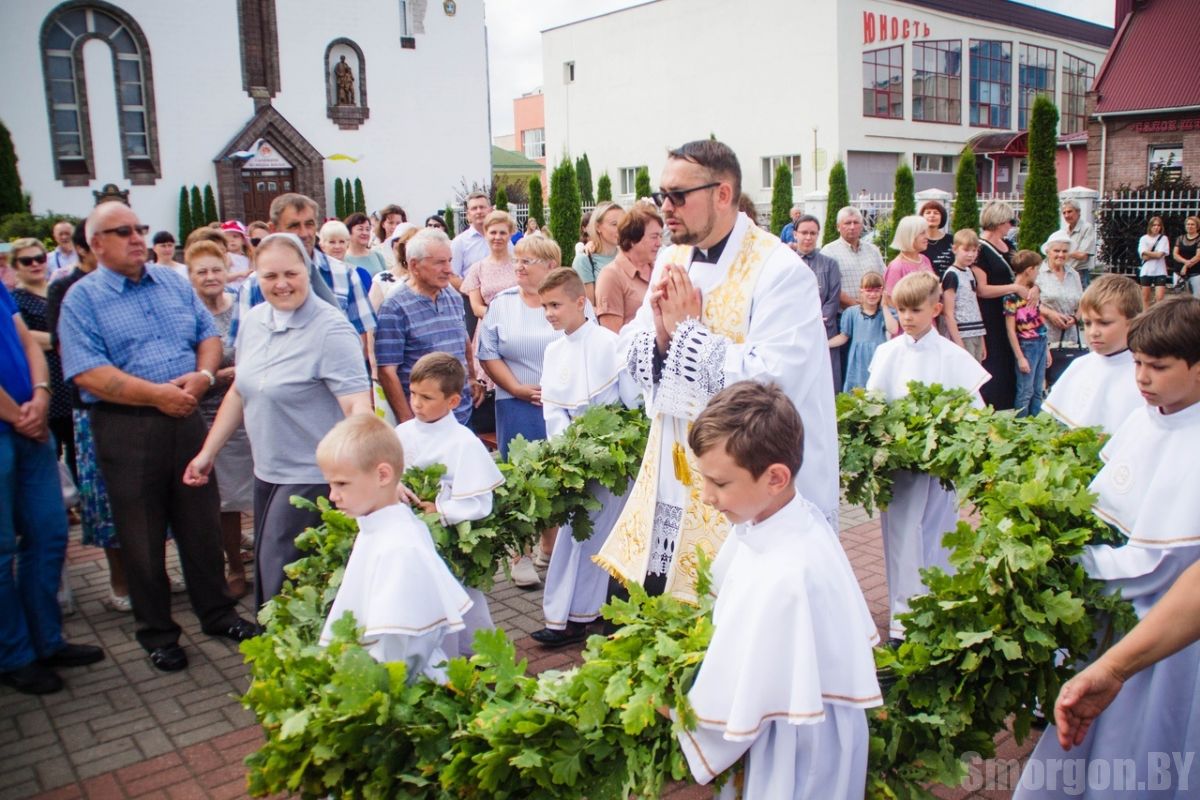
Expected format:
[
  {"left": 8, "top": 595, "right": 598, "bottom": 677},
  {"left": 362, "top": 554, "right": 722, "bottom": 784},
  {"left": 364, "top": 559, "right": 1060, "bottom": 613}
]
[
  {"left": 449, "top": 192, "right": 492, "bottom": 291},
  {"left": 47, "top": 220, "right": 80, "bottom": 281}
]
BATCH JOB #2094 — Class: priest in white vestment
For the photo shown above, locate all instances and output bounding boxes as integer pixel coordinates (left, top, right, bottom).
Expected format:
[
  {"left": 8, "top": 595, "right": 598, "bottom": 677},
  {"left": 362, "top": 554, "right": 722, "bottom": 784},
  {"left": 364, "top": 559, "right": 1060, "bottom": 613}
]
[{"left": 595, "top": 139, "right": 839, "bottom": 603}]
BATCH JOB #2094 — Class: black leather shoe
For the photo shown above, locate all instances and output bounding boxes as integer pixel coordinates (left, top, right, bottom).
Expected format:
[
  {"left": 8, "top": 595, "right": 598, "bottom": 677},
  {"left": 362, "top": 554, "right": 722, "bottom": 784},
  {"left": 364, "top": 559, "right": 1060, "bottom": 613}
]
[
  {"left": 210, "top": 618, "right": 262, "bottom": 643},
  {"left": 148, "top": 644, "right": 188, "bottom": 672},
  {"left": 530, "top": 623, "right": 588, "bottom": 649},
  {"left": 0, "top": 662, "right": 64, "bottom": 694},
  {"left": 39, "top": 642, "right": 105, "bottom": 669}
]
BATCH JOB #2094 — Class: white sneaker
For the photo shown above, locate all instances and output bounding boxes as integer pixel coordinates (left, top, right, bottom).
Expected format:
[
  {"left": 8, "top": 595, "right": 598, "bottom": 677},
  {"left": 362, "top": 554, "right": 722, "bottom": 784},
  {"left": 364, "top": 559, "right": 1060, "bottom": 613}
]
[
  {"left": 511, "top": 556, "right": 541, "bottom": 588},
  {"left": 532, "top": 547, "right": 551, "bottom": 569}
]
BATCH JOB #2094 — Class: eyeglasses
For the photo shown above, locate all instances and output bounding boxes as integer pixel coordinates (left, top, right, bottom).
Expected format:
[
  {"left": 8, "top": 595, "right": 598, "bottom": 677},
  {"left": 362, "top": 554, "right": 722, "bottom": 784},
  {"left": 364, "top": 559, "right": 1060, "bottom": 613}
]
[
  {"left": 17, "top": 254, "right": 48, "bottom": 266},
  {"left": 98, "top": 224, "right": 150, "bottom": 238},
  {"left": 651, "top": 182, "right": 720, "bottom": 208}
]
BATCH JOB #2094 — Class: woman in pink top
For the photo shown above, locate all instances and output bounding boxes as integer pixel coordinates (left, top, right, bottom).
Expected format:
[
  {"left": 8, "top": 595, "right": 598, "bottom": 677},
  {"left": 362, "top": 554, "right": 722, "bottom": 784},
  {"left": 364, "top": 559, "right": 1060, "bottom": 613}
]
[
  {"left": 883, "top": 214, "right": 934, "bottom": 308},
  {"left": 462, "top": 210, "right": 518, "bottom": 386}
]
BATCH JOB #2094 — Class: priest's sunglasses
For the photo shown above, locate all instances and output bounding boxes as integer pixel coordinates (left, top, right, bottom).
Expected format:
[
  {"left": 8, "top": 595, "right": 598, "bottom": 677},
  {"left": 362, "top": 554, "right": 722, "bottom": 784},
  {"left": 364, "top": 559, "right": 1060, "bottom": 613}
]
[
  {"left": 97, "top": 224, "right": 151, "bottom": 238},
  {"left": 651, "top": 182, "right": 720, "bottom": 208}
]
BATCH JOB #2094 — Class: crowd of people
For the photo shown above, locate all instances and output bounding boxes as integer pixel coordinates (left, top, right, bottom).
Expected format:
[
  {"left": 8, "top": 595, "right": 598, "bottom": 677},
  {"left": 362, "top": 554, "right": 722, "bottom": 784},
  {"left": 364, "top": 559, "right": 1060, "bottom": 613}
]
[{"left": 3, "top": 137, "right": 1199, "bottom": 799}]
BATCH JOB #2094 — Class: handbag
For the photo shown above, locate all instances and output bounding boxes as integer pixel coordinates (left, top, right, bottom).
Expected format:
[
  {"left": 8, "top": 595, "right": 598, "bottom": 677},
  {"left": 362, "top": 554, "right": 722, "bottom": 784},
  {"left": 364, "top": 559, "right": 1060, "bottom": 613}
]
[{"left": 1045, "top": 323, "right": 1087, "bottom": 387}]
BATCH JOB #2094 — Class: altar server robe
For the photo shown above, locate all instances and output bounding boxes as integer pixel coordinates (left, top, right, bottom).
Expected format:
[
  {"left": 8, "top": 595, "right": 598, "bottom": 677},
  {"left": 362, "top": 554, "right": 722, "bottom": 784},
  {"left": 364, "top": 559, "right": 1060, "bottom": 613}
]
[{"left": 1043, "top": 348, "right": 1141, "bottom": 434}]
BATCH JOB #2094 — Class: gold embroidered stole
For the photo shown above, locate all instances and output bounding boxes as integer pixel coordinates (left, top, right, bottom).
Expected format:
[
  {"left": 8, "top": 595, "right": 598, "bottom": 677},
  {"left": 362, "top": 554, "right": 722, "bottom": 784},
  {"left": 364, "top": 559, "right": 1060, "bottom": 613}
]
[{"left": 594, "top": 223, "right": 777, "bottom": 603}]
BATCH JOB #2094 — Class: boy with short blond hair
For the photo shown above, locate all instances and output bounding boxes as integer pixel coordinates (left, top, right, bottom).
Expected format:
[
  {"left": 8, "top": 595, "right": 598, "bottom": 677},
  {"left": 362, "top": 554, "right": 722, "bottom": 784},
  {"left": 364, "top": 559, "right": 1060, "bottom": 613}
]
[
  {"left": 316, "top": 415, "right": 471, "bottom": 682},
  {"left": 868, "top": 271, "right": 990, "bottom": 643},
  {"left": 676, "top": 381, "right": 880, "bottom": 799},
  {"left": 530, "top": 268, "right": 639, "bottom": 647},
  {"left": 1015, "top": 296, "right": 1200, "bottom": 799},
  {"left": 940, "top": 229, "right": 986, "bottom": 361},
  {"left": 395, "top": 351, "right": 503, "bottom": 657},
  {"left": 1044, "top": 274, "right": 1143, "bottom": 434}
]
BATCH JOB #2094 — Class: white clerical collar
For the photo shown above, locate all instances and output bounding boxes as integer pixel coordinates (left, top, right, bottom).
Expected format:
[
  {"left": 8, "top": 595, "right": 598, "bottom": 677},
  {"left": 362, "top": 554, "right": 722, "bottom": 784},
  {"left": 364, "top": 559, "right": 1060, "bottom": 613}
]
[
  {"left": 563, "top": 319, "right": 592, "bottom": 342},
  {"left": 1148, "top": 397, "right": 1200, "bottom": 430},
  {"left": 901, "top": 327, "right": 940, "bottom": 349},
  {"left": 413, "top": 412, "right": 458, "bottom": 432}
]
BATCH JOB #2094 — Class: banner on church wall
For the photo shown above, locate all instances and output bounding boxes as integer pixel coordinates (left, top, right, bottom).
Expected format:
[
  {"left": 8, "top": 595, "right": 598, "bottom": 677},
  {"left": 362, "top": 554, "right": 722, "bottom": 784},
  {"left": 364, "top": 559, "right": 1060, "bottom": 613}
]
[{"left": 240, "top": 139, "right": 293, "bottom": 170}]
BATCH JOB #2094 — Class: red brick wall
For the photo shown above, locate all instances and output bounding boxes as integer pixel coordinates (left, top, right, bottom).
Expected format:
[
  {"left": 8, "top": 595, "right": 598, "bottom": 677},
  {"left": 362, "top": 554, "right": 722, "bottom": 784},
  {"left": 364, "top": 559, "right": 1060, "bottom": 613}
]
[{"left": 1088, "top": 111, "right": 1200, "bottom": 189}]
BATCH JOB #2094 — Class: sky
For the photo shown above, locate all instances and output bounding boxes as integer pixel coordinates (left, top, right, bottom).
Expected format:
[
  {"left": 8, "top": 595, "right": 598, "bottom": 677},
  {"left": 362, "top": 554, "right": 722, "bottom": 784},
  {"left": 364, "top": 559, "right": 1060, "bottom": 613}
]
[{"left": 484, "top": 0, "right": 1115, "bottom": 136}]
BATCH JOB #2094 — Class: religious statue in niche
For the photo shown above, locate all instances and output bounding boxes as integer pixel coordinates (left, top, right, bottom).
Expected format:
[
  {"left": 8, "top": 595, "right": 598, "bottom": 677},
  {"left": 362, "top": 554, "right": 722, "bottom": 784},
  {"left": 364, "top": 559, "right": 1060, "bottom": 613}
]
[{"left": 334, "top": 55, "right": 356, "bottom": 106}]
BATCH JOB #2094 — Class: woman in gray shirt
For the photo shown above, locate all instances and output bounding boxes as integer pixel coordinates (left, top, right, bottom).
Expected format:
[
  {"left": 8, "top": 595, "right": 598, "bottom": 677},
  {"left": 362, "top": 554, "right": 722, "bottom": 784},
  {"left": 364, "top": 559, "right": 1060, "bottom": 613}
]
[{"left": 184, "top": 234, "right": 371, "bottom": 609}]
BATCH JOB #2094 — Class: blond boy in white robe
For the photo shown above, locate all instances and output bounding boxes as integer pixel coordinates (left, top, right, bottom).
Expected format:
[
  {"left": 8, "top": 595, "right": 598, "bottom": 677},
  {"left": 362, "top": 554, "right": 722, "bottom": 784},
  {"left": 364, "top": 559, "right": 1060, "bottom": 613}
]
[
  {"left": 1043, "top": 274, "right": 1144, "bottom": 435},
  {"left": 316, "top": 415, "right": 471, "bottom": 684},
  {"left": 1016, "top": 296, "right": 1200, "bottom": 799},
  {"left": 676, "top": 381, "right": 881, "bottom": 799},
  {"left": 867, "top": 271, "right": 989, "bottom": 642},
  {"left": 395, "top": 352, "right": 503, "bottom": 657},
  {"left": 531, "top": 268, "right": 640, "bottom": 647}
]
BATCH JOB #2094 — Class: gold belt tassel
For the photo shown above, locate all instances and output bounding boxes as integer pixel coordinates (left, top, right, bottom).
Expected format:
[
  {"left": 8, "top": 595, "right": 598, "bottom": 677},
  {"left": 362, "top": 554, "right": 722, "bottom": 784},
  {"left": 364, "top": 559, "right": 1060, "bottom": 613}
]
[{"left": 672, "top": 440, "right": 691, "bottom": 484}]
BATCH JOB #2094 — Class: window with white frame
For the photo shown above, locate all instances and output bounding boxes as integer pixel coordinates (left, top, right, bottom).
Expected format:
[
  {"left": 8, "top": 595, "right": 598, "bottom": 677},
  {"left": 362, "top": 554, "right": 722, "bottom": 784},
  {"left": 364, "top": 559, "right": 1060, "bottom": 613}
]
[
  {"left": 761, "top": 155, "right": 802, "bottom": 189},
  {"left": 620, "top": 166, "right": 645, "bottom": 195},
  {"left": 1149, "top": 145, "right": 1184, "bottom": 183},
  {"left": 913, "top": 154, "right": 954, "bottom": 173},
  {"left": 522, "top": 128, "right": 545, "bottom": 159}
]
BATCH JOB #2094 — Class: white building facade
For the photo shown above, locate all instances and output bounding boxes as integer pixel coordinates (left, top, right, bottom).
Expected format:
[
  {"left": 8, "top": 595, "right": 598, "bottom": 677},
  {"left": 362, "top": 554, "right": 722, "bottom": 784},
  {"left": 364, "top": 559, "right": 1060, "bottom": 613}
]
[
  {"left": 542, "top": 0, "right": 1110, "bottom": 205},
  {"left": 2, "top": 0, "right": 491, "bottom": 233}
]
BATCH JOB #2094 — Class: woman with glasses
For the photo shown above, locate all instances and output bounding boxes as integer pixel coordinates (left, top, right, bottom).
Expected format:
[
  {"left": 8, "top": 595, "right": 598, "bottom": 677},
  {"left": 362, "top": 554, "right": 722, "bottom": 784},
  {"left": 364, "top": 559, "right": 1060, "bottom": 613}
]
[
  {"left": 572, "top": 201, "right": 624, "bottom": 305},
  {"left": 10, "top": 238, "right": 74, "bottom": 479}
]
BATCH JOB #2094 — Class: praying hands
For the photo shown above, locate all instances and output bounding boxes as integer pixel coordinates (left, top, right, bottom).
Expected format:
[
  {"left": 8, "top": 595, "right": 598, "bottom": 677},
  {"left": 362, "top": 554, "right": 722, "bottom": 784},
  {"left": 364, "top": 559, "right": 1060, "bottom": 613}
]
[{"left": 651, "top": 264, "right": 703, "bottom": 354}]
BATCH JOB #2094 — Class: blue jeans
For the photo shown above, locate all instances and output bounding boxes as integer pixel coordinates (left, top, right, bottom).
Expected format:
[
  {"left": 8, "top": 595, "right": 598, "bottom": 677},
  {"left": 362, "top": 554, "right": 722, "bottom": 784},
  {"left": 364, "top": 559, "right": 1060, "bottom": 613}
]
[
  {"left": 1014, "top": 336, "right": 1048, "bottom": 417},
  {"left": 0, "top": 430, "right": 68, "bottom": 671},
  {"left": 495, "top": 397, "right": 546, "bottom": 460}
]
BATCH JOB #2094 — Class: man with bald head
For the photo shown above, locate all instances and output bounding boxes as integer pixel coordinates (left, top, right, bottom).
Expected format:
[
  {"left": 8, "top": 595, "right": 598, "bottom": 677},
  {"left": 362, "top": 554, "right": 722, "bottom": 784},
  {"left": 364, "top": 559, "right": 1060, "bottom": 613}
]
[{"left": 59, "top": 202, "right": 258, "bottom": 673}]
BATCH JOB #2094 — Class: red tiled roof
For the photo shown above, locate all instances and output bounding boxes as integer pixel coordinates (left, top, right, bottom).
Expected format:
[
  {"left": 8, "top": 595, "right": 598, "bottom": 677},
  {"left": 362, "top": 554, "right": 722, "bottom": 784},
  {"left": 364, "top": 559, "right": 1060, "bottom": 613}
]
[{"left": 1094, "top": 0, "right": 1200, "bottom": 115}]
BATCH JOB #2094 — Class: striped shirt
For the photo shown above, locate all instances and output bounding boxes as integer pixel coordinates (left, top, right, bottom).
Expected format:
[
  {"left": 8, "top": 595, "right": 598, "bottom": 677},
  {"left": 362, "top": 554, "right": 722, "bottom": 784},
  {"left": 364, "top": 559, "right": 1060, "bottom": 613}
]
[
  {"left": 228, "top": 250, "right": 376, "bottom": 340},
  {"left": 374, "top": 283, "right": 472, "bottom": 424},
  {"left": 59, "top": 264, "right": 219, "bottom": 404},
  {"left": 821, "top": 237, "right": 885, "bottom": 303}
]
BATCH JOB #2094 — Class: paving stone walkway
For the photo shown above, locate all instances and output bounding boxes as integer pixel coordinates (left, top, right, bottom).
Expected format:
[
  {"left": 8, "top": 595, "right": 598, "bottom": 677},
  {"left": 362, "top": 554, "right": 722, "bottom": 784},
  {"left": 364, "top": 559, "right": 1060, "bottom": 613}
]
[{"left": 3, "top": 501, "right": 1036, "bottom": 799}]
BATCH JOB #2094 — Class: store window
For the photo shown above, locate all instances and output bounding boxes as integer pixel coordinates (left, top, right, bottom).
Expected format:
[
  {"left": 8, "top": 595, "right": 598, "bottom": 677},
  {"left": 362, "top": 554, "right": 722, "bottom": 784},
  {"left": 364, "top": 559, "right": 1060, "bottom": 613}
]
[
  {"left": 1149, "top": 145, "right": 1184, "bottom": 183},
  {"left": 1018, "top": 44, "right": 1056, "bottom": 130},
  {"left": 969, "top": 40, "right": 1011, "bottom": 129},
  {"left": 912, "top": 40, "right": 961, "bottom": 124},
  {"left": 1061, "top": 54, "right": 1095, "bottom": 135},
  {"left": 863, "top": 46, "right": 903, "bottom": 119},
  {"left": 761, "top": 155, "right": 802, "bottom": 189}
]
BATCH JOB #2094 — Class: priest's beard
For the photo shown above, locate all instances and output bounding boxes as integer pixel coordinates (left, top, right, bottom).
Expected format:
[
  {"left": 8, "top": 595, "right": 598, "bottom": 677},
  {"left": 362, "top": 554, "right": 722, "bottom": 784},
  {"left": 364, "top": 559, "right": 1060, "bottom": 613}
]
[{"left": 667, "top": 199, "right": 717, "bottom": 245}]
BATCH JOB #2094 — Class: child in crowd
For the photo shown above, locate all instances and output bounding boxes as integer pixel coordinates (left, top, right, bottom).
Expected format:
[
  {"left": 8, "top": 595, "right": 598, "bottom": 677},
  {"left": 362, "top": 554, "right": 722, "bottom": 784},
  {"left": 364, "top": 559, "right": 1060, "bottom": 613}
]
[
  {"left": 1014, "top": 297, "right": 1200, "bottom": 799},
  {"left": 1043, "top": 275, "right": 1144, "bottom": 434},
  {"left": 676, "top": 381, "right": 881, "bottom": 798},
  {"left": 883, "top": 215, "right": 936, "bottom": 313},
  {"left": 316, "top": 415, "right": 471, "bottom": 683},
  {"left": 867, "top": 272, "right": 989, "bottom": 643},
  {"left": 1005, "top": 250, "right": 1052, "bottom": 417},
  {"left": 531, "top": 268, "right": 639, "bottom": 647},
  {"left": 395, "top": 353, "right": 503, "bottom": 657},
  {"left": 940, "top": 229, "right": 987, "bottom": 362},
  {"left": 829, "top": 271, "right": 895, "bottom": 391}
]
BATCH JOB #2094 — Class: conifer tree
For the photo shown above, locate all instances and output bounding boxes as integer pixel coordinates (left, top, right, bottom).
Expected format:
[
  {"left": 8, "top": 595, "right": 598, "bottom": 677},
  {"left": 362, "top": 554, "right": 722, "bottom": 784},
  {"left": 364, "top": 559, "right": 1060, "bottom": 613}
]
[
  {"left": 202, "top": 184, "right": 218, "bottom": 224},
  {"left": 353, "top": 178, "right": 366, "bottom": 214},
  {"left": 527, "top": 176, "right": 545, "bottom": 227},
  {"left": 575, "top": 154, "right": 593, "bottom": 205},
  {"left": 549, "top": 158, "right": 582, "bottom": 265},
  {"left": 495, "top": 186, "right": 509, "bottom": 212},
  {"left": 443, "top": 204, "right": 455, "bottom": 237},
  {"left": 893, "top": 163, "right": 916, "bottom": 220},
  {"left": 952, "top": 147, "right": 980, "bottom": 233},
  {"left": 0, "top": 121, "right": 26, "bottom": 219},
  {"left": 334, "top": 179, "right": 346, "bottom": 218},
  {"left": 178, "top": 187, "right": 192, "bottom": 242},
  {"left": 634, "top": 167, "right": 652, "bottom": 202},
  {"left": 1018, "top": 96, "right": 1060, "bottom": 251},
  {"left": 596, "top": 172, "right": 612, "bottom": 203},
  {"left": 190, "top": 186, "right": 205, "bottom": 234},
  {"left": 823, "top": 160, "right": 849, "bottom": 246},
  {"left": 770, "top": 162, "right": 794, "bottom": 236}
]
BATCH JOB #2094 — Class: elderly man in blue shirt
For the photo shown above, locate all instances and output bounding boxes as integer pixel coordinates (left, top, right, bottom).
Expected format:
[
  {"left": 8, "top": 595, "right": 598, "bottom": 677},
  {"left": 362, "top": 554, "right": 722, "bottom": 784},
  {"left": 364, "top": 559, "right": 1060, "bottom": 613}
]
[{"left": 59, "top": 202, "right": 258, "bottom": 674}]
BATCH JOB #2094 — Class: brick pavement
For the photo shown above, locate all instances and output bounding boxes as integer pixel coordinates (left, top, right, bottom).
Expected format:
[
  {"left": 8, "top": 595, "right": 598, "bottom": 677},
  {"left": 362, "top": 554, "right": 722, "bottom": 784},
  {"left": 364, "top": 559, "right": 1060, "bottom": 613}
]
[{"left": 4, "top": 502, "right": 1037, "bottom": 799}]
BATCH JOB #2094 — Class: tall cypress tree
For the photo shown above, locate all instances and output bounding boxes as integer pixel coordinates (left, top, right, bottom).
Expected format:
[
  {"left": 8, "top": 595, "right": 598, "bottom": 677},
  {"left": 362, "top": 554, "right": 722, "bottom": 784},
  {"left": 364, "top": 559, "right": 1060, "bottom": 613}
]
[
  {"left": 334, "top": 179, "right": 345, "bottom": 218},
  {"left": 353, "top": 178, "right": 366, "bottom": 214},
  {"left": 887, "top": 163, "right": 917, "bottom": 259},
  {"left": 178, "top": 187, "right": 192, "bottom": 242},
  {"left": 190, "top": 186, "right": 205, "bottom": 234},
  {"left": 527, "top": 176, "right": 544, "bottom": 227},
  {"left": 0, "top": 121, "right": 25, "bottom": 219},
  {"left": 823, "top": 160, "right": 849, "bottom": 246},
  {"left": 634, "top": 167, "right": 652, "bottom": 202},
  {"left": 1018, "top": 96, "right": 1060, "bottom": 251},
  {"left": 596, "top": 172, "right": 612, "bottom": 203},
  {"left": 952, "top": 147, "right": 980, "bottom": 233},
  {"left": 770, "top": 162, "right": 794, "bottom": 236},
  {"left": 443, "top": 204, "right": 456, "bottom": 237},
  {"left": 202, "top": 184, "right": 218, "bottom": 224},
  {"left": 549, "top": 158, "right": 582, "bottom": 265},
  {"left": 494, "top": 186, "right": 509, "bottom": 212},
  {"left": 575, "top": 154, "right": 593, "bottom": 205}
]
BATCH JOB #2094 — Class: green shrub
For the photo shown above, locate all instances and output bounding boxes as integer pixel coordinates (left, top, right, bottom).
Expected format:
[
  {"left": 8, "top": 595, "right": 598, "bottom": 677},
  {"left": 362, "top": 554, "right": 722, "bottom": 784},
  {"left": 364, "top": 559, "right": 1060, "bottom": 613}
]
[
  {"left": 635, "top": 166, "right": 652, "bottom": 202},
  {"left": 353, "top": 178, "right": 366, "bottom": 214},
  {"left": 823, "top": 160, "right": 849, "bottom": 246},
  {"left": 494, "top": 186, "right": 508, "bottom": 212},
  {"left": 1018, "top": 96, "right": 1061, "bottom": 252},
  {"left": 549, "top": 157, "right": 582, "bottom": 265},
  {"left": 952, "top": 147, "right": 980, "bottom": 233},
  {"left": 0, "top": 121, "right": 26, "bottom": 219},
  {"left": 189, "top": 186, "right": 204, "bottom": 235},
  {"left": 527, "top": 176, "right": 544, "bottom": 227},
  {"left": 334, "top": 178, "right": 346, "bottom": 218},
  {"left": 443, "top": 204, "right": 455, "bottom": 237},
  {"left": 178, "top": 187, "right": 192, "bottom": 242},
  {"left": 770, "top": 162, "right": 794, "bottom": 236},
  {"left": 596, "top": 172, "right": 612, "bottom": 203},
  {"left": 203, "top": 184, "right": 218, "bottom": 224}
]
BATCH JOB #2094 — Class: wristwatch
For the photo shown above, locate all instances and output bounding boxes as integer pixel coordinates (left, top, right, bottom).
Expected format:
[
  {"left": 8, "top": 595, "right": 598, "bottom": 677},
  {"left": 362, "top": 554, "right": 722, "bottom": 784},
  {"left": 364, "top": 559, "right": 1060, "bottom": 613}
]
[
  {"left": 198, "top": 369, "right": 216, "bottom": 387},
  {"left": 33, "top": 382, "right": 51, "bottom": 395}
]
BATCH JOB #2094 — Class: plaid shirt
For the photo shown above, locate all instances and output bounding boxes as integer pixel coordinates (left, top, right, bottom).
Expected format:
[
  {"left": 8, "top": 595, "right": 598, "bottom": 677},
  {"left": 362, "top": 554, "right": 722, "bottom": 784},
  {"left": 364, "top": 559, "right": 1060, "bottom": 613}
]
[
  {"left": 821, "top": 237, "right": 885, "bottom": 303},
  {"left": 228, "top": 250, "right": 376, "bottom": 341}
]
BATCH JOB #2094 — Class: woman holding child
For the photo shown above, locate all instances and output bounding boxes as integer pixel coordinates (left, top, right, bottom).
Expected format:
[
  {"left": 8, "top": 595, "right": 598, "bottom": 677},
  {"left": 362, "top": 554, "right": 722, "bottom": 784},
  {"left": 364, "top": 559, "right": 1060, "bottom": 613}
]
[
  {"left": 184, "top": 233, "right": 372, "bottom": 609},
  {"left": 973, "top": 201, "right": 1036, "bottom": 410}
]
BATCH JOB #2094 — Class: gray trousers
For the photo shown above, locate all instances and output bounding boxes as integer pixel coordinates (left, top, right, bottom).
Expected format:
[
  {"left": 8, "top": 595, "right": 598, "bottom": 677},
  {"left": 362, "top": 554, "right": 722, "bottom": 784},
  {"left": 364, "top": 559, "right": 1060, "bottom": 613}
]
[{"left": 252, "top": 480, "right": 326, "bottom": 611}]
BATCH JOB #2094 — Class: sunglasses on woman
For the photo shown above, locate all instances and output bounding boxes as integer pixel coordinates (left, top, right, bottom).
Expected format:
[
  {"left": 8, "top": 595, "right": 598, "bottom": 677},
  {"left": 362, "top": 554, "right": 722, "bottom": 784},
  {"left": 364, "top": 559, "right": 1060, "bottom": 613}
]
[{"left": 17, "top": 254, "right": 48, "bottom": 266}]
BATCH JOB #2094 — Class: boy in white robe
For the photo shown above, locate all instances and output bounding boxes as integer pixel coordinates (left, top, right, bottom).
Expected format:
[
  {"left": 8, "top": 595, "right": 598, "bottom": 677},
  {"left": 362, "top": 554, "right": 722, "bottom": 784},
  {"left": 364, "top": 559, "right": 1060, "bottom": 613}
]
[
  {"left": 676, "top": 381, "right": 881, "bottom": 799},
  {"left": 1015, "top": 297, "right": 1200, "bottom": 799},
  {"left": 394, "top": 352, "right": 503, "bottom": 658},
  {"left": 1043, "top": 274, "right": 1144, "bottom": 435},
  {"left": 866, "top": 272, "right": 989, "bottom": 642},
  {"left": 315, "top": 415, "right": 472, "bottom": 684},
  {"left": 531, "top": 268, "right": 641, "bottom": 647}
]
